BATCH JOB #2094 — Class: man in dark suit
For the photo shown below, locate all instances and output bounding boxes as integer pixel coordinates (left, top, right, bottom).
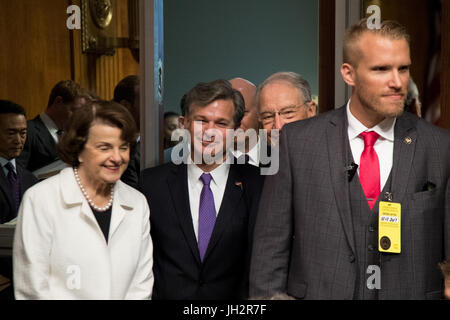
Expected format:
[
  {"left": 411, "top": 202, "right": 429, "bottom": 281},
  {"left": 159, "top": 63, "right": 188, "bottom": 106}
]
[
  {"left": 250, "top": 19, "right": 450, "bottom": 300},
  {"left": 0, "top": 100, "right": 38, "bottom": 299},
  {"left": 114, "top": 75, "right": 140, "bottom": 189},
  {"left": 140, "top": 80, "right": 263, "bottom": 299},
  {"left": 17, "top": 80, "right": 84, "bottom": 172}
]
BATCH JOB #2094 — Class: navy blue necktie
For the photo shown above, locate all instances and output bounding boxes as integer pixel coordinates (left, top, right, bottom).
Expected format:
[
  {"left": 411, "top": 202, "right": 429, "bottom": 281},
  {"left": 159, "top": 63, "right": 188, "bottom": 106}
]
[
  {"left": 198, "top": 173, "right": 216, "bottom": 261},
  {"left": 5, "top": 162, "right": 20, "bottom": 214}
]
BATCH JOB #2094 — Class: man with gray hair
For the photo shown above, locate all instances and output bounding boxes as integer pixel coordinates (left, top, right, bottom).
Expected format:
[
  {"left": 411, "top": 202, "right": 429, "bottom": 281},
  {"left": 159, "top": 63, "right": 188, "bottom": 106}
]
[{"left": 257, "top": 71, "right": 317, "bottom": 144}]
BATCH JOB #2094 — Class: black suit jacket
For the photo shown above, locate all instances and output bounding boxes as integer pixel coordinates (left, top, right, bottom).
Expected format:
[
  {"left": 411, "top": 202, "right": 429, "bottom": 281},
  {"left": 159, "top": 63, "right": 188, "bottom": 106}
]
[
  {"left": 0, "top": 161, "right": 38, "bottom": 224},
  {"left": 0, "top": 161, "right": 37, "bottom": 287},
  {"left": 139, "top": 162, "right": 264, "bottom": 300},
  {"left": 17, "top": 115, "right": 58, "bottom": 172}
]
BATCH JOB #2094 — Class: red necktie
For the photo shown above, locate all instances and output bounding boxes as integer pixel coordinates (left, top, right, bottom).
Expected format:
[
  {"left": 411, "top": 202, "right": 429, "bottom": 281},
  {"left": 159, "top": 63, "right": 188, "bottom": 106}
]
[{"left": 359, "top": 131, "right": 380, "bottom": 210}]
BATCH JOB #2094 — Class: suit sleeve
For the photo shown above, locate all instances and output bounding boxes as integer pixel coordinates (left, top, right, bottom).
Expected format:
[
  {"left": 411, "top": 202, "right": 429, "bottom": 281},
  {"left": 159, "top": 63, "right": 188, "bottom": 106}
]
[
  {"left": 125, "top": 198, "right": 154, "bottom": 300},
  {"left": 249, "top": 129, "right": 294, "bottom": 298},
  {"left": 445, "top": 176, "right": 450, "bottom": 260},
  {"left": 13, "top": 188, "right": 53, "bottom": 299}
]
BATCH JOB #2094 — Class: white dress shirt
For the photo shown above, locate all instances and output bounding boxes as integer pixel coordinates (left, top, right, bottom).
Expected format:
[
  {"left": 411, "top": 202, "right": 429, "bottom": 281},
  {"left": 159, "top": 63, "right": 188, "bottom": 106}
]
[
  {"left": 40, "top": 112, "right": 60, "bottom": 143},
  {"left": 187, "top": 162, "right": 230, "bottom": 240},
  {"left": 346, "top": 101, "right": 396, "bottom": 192},
  {"left": 0, "top": 157, "right": 17, "bottom": 176},
  {"left": 232, "top": 138, "right": 260, "bottom": 167}
]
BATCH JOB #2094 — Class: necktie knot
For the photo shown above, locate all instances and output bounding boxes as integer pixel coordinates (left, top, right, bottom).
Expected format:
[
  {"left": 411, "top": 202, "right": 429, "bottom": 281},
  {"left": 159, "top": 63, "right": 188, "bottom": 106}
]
[
  {"left": 5, "top": 161, "right": 20, "bottom": 216},
  {"left": 200, "top": 173, "right": 212, "bottom": 186},
  {"left": 360, "top": 131, "right": 379, "bottom": 148},
  {"left": 5, "top": 162, "right": 16, "bottom": 176}
]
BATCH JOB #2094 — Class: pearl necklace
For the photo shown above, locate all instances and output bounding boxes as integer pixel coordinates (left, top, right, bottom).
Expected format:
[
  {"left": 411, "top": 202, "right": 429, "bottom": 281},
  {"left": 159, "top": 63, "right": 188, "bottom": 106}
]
[{"left": 73, "top": 167, "right": 114, "bottom": 212}]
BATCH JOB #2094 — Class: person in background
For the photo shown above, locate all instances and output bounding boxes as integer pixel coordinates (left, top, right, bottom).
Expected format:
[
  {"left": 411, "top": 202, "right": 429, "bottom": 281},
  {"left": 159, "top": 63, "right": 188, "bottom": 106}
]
[
  {"left": 13, "top": 100, "right": 153, "bottom": 299},
  {"left": 163, "top": 111, "right": 180, "bottom": 149},
  {"left": 229, "top": 78, "right": 260, "bottom": 167},
  {"left": 404, "top": 77, "right": 422, "bottom": 117},
  {"left": 114, "top": 75, "right": 140, "bottom": 189},
  {"left": 0, "top": 100, "right": 37, "bottom": 300},
  {"left": 17, "top": 80, "right": 85, "bottom": 172},
  {"left": 256, "top": 71, "right": 317, "bottom": 145},
  {"left": 0, "top": 100, "right": 37, "bottom": 223}
]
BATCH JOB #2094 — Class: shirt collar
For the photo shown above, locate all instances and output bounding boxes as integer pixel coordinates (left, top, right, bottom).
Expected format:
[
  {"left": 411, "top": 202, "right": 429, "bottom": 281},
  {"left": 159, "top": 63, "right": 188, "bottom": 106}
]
[
  {"left": 40, "top": 111, "right": 59, "bottom": 134},
  {"left": 346, "top": 100, "right": 396, "bottom": 142},
  {"left": 231, "top": 138, "right": 260, "bottom": 166},
  {"left": 188, "top": 160, "right": 230, "bottom": 188},
  {"left": 0, "top": 157, "right": 16, "bottom": 172}
]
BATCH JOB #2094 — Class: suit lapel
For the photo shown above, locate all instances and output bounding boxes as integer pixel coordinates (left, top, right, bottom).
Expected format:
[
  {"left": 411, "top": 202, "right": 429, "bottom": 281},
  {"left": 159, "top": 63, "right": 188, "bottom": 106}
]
[
  {"left": 390, "top": 114, "right": 417, "bottom": 204},
  {"left": 35, "top": 116, "right": 57, "bottom": 155},
  {"left": 167, "top": 164, "right": 202, "bottom": 264},
  {"left": 0, "top": 168, "right": 14, "bottom": 212},
  {"left": 203, "top": 165, "right": 243, "bottom": 262},
  {"left": 326, "top": 107, "right": 356, "bottom": 254}
]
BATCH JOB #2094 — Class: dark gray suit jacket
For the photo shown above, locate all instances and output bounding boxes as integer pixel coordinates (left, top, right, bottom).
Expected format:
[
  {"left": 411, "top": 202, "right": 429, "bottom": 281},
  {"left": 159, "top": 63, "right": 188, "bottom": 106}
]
[
  {"left": 17, "top": 115, "right": 58, "bottom": 172},
  {"left": 250, "top": 106, "right": 450, "bottom": 300}
]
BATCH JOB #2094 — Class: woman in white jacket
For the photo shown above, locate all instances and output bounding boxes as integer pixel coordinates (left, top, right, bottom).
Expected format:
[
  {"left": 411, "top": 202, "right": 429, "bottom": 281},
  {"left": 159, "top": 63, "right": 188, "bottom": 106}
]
[{"left": 13, "top": 100, "right": 153, "bottom": 299}]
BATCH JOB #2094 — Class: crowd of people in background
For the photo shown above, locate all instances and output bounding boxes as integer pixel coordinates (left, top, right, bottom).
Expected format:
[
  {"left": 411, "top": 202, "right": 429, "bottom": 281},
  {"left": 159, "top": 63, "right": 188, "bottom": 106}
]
[{"left": 0, "top": 18, "right": 449, "bottom": 300}]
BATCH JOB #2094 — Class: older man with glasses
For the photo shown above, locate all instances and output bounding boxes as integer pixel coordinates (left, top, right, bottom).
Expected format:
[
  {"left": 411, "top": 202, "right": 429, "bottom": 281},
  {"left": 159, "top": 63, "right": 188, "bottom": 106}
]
[{"left": 256, "top": 71, "right": 317, "bottom": 145}]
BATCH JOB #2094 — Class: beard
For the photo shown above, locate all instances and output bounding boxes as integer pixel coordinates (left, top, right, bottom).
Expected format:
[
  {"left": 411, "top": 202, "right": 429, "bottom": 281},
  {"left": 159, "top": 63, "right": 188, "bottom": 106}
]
[{"left": 356, "top": 83, "right": 405, "bottom": 119}]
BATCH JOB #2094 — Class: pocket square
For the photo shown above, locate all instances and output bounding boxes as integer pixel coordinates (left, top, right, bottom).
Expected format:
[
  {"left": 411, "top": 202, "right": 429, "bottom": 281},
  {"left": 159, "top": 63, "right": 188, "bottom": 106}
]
[
  {"left": 235, "top": 181, "right": 243, "bottom": 190},
  {"left": 422, "top": 181, "right": 436, "bottom": 192}
]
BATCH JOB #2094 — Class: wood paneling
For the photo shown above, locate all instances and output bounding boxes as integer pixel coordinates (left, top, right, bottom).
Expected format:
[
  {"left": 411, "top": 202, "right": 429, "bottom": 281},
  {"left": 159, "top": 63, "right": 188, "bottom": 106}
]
[
  {"left": 441, "top": 0, "right": 450, "bottom": 130},
  {"left": 0, "top": 0, "right": 139, "bottom": 120},
  {"left": 318, "top": 0, "right": 335, "bottom": 113},
  {"left": 0, "top": 0, "right": 72, "bottom": 119},
  {"left": 71, "top": 0, "right": 139, "bottom": 100}
]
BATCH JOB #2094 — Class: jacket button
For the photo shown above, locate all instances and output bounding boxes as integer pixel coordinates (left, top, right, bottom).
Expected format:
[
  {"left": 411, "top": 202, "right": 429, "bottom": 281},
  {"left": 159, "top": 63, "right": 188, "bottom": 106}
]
[
  {"left": 368, "top": 245, "right": 375, "bottom": 251},
  {"left": 369, "top": 225, "right": 376, "bottom": 232},
  {"left": 348, "top": 254, "right": 355, "bottom": 263}
]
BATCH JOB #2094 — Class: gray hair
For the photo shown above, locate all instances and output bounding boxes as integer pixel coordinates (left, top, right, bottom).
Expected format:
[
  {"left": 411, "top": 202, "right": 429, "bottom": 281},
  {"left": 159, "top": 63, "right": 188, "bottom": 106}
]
[{"left": 256, "top": 72, "right": 312, "bottom": 111}]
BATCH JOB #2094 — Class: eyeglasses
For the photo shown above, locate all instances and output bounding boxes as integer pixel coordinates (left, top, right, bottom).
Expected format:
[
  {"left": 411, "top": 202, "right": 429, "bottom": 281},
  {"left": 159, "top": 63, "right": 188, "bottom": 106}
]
[{"left": 258, "top": 102, "right": 310, "bottom": 125}]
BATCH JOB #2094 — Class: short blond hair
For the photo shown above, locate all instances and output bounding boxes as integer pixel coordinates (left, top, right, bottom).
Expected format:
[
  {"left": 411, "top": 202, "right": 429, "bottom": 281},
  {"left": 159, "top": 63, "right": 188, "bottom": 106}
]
[{"left": 343, "top": 18, "right": 410, "bottom": 66}]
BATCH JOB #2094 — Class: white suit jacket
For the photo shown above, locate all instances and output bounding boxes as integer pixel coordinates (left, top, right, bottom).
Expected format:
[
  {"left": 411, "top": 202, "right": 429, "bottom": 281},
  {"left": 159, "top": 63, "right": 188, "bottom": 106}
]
[{"left": 13, "top": 167, "right": 154, "bottom": 300}]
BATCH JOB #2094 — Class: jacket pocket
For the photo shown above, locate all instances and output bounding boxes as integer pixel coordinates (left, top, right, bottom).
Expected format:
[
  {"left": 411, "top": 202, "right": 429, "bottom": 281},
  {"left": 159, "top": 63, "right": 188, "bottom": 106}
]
[{"left": 409, "top": 187, "right": 440, "bottom": 201}]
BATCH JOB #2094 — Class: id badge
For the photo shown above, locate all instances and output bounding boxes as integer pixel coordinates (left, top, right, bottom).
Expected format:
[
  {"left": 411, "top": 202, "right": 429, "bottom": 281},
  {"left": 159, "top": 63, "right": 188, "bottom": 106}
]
[{"left": 378, "top": 201, "right": 401, "bottom": 253}]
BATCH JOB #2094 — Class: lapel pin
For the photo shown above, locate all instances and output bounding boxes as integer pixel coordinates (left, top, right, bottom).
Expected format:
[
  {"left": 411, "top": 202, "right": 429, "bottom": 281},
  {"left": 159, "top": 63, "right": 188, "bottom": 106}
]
[
  {"left": 235, "top": 181, "right": 243, "bottom": 190},
  {"left": 404, "top": 137, "right": 412, "bottom": 145}
]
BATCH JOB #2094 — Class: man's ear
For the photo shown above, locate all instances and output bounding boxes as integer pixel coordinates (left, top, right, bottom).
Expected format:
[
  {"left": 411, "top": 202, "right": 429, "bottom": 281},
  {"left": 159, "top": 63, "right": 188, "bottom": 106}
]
[
  {"left": 341, "top": 63, "right": 356, "bottom": 87},
  {"left": 306, "top": 101, "right": 318, "bottom": 117},
  {"left": 178, "top": 116, "right": 185, "bottom": 129},
  {"left": 53, "top": 96, "right": 63, "bottom": 106}
]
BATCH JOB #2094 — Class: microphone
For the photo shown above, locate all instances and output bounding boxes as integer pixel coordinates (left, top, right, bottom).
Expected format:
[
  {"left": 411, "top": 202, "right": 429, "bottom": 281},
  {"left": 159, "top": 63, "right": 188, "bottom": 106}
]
[{"left": 344, "top": 162, "right": 358, "bottom": 182}]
